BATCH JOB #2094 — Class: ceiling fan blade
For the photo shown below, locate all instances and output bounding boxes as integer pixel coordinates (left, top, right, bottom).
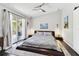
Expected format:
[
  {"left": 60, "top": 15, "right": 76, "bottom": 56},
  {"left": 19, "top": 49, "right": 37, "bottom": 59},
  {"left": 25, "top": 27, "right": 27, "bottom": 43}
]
[
  {"left": 40, "top": 9, "right": 46, "bottom": 12},
  {"left": 40, "top": 3, "right": 45, "bottom": 7},
  {"left": 74, "top": 6, "right": 79, "bottom": 10},
  {"left": 34, "top": 3, "right": 45, "bottom": 8}
]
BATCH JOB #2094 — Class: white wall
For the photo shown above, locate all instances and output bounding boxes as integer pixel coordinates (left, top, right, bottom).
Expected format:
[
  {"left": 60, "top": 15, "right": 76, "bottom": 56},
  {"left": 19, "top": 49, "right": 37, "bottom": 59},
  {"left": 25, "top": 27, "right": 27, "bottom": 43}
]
[
  {"left": 61, "top": 4, "right": 74, "bottom": 48},
  {"left": 73, "top": 8, "right": 79, "bottom": 54},
  {"left": 32, "top": 10, "right": 62, "bottom": 34}
]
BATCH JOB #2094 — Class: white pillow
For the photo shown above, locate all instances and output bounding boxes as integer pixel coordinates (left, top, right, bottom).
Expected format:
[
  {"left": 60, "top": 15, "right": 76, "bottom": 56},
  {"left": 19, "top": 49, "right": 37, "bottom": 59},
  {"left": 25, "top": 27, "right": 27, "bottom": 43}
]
[
  {"left": 36, "top": 32, "right": 44, "bottom": 35},
  {"left": 44, "top": 32, "right": 52, "bottom": 36}
]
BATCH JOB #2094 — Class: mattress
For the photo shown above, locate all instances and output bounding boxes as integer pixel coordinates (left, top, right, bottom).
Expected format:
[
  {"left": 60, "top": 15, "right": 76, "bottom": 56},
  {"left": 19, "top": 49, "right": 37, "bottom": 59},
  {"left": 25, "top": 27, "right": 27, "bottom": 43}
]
[{"left": 22, "top": 34, "right": 61, "bottom": 52}]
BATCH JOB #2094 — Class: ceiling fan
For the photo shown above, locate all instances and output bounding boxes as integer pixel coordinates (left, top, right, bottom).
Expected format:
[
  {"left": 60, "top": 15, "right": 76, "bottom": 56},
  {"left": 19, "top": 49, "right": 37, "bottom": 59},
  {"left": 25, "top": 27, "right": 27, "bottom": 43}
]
[{"left": 32, "top": 3, "right": 46, "bottom": 12}]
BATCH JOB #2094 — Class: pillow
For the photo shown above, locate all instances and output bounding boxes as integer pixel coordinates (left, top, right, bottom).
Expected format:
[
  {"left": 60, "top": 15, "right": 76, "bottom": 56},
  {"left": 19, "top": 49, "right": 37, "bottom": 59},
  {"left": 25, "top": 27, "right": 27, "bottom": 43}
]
[
  {"left": 36, "top": 32, "right": 44, "bottom": 35},
  {"left": 44, "top": 32, "right": 52, "bottom": 36}
]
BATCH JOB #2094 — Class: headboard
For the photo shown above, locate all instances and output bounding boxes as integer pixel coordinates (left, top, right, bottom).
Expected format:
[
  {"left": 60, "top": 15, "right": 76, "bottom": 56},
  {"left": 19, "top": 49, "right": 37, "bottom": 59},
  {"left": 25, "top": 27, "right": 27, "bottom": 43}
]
[{"left": 34, "top": 30, "right": 55, "bottom": 37}]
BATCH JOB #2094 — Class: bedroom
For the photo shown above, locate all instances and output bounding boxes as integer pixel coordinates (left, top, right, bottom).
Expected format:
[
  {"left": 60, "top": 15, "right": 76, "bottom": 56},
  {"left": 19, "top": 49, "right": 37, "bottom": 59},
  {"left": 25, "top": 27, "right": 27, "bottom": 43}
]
[{"left": 0, "top": 3, "right": 79, "bottom": 56}]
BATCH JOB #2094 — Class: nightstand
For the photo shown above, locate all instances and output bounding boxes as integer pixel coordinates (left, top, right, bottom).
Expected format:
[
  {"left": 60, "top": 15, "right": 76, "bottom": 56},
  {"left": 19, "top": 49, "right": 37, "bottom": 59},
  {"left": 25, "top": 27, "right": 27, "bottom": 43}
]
[
  {"left": 55, "top": 37, "right": 63, "bottom": 41},
  {"left": 0, "top": 37, "right": 5, "bottom": 54},
  {"left": 28, "top": 35, "right": 32, "bottom": 38}
]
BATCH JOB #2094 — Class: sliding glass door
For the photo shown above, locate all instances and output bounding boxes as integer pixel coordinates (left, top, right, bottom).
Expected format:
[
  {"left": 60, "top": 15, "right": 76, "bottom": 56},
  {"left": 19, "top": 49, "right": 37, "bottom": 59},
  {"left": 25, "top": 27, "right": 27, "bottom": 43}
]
[
  {"left": 17, "top": 18, "right": 25, "bottom": 41},
  {"left": 10, "top": 14, "right": 18, "bottom": 44},
  {"left": 10, "top": 13, "right": 26, "bottom": 44}
]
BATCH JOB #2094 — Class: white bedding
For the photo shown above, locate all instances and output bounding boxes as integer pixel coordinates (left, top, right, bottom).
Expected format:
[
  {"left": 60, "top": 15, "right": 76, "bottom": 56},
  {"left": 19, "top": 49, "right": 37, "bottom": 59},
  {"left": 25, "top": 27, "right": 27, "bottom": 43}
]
[{"left": 23, "top": 33, "right": 61, "bottom": 51}]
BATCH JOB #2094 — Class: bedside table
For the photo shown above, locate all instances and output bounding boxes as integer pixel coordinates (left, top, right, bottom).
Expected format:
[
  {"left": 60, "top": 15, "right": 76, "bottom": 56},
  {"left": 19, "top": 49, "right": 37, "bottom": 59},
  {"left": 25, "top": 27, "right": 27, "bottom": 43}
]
[
  {"left": 28, "top": 35, "right": 32, "bottom": 38},
  {"left": 0, "top": 37, "right": 4, "bottom": 52},
  {"left": 55, "top": 37, "right": 63, "bottom": 41}
]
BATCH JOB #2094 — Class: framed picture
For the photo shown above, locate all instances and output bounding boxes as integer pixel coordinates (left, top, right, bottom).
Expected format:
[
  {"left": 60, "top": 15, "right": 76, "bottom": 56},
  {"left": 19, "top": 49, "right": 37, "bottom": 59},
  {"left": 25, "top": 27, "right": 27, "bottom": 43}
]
[
  {"left": 64, "top": 16, "right": 69, "bottom": 29},
  {"left": 40, "top": 23, "right": 48, "bottom": 29}
]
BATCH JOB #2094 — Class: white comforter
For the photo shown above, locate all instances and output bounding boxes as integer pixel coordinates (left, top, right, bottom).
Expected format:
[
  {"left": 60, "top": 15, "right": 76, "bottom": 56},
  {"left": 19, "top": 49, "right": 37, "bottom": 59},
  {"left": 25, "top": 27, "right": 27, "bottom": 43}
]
[{"left": 23, "top": 34, "right": 61, "bottom": 51}]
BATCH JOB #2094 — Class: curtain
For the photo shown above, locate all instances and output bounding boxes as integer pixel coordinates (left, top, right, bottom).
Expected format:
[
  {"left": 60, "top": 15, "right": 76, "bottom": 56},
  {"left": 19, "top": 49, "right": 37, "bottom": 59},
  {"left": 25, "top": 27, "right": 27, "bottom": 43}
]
[
  {"left": 2, "top": 9, "right": 26, "bottom": 49},
  {"left": 2, "top": 9, "right": 11, "bottom": 49}
]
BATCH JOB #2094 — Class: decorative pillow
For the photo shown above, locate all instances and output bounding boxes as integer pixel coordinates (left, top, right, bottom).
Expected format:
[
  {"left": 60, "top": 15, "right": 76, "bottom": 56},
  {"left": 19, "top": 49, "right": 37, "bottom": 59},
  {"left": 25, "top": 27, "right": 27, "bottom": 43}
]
[
  {"left": 36, "top": 32, "right": 44, "bottom": 35},
  {"left": 44, "top": 32, "right": 52, "bottom": 36}
]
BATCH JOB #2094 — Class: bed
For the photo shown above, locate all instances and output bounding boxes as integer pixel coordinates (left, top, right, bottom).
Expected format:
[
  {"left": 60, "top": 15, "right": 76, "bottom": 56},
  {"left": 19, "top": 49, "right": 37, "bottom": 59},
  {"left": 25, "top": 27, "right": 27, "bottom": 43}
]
[{"left": 16, "top": 30, "right": 64, "bottom": 56}]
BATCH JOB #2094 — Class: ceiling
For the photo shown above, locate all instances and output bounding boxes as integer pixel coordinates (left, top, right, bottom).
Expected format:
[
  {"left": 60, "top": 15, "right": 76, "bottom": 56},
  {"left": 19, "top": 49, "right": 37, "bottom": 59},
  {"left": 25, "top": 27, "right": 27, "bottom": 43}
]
[{"left": 0, "top": 3, "right": 76, "bottom": 17}]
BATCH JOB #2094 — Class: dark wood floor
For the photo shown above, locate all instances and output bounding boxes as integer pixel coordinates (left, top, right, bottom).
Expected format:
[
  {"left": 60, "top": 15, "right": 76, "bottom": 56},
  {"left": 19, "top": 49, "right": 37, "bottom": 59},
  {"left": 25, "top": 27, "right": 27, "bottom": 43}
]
[
  {"left": 0, "top": 51, "right": 13, "bottom": 56},
  {"left": 60, "top": 41, "right": 79, "bottom": 56},
  {"left": 0, "top": 40, "right": 79, "bottom": 56}
]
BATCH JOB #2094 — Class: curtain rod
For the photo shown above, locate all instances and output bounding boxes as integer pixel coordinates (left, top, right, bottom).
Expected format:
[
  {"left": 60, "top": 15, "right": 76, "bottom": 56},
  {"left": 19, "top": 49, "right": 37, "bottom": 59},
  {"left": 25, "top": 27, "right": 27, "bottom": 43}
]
[{"left": 3, "top": 9, "right": 25, "bottom": 18}]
